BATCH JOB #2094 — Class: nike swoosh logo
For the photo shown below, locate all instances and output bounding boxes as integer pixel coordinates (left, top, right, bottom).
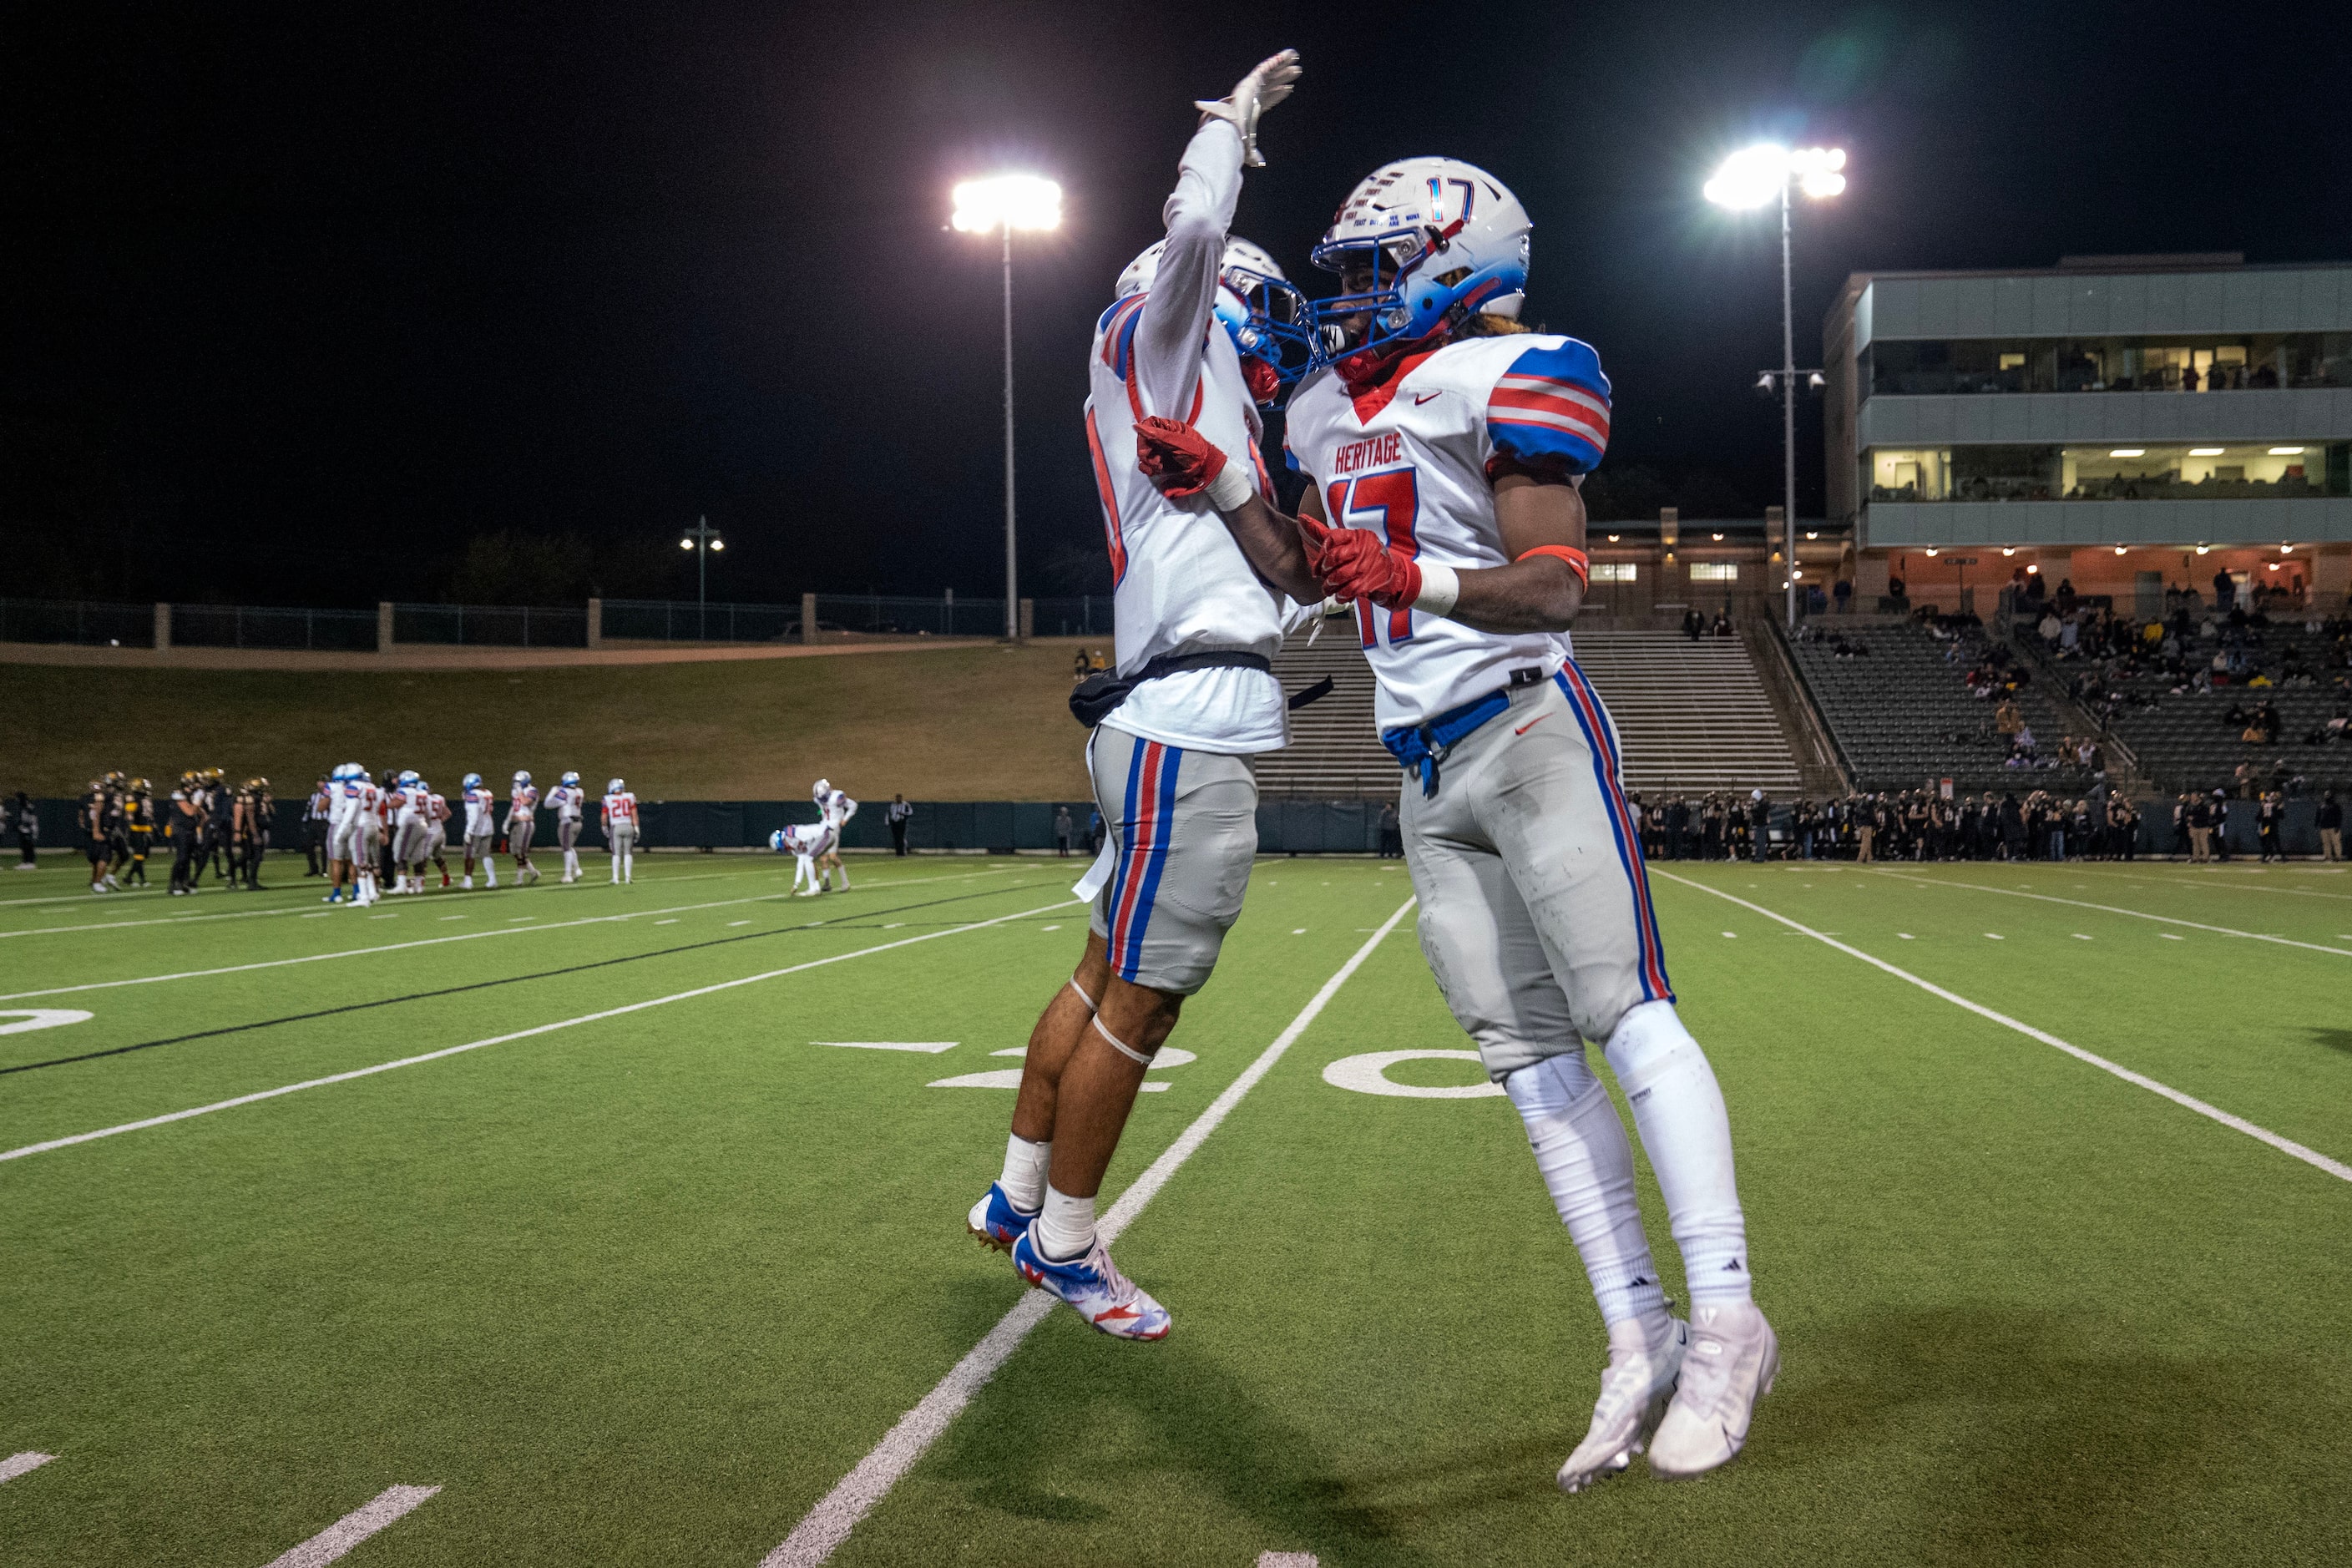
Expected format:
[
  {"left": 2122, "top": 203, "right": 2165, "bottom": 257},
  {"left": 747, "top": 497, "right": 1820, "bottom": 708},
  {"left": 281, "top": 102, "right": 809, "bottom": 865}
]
[
  {"left": 1514, "top": 713, "right": 1552, "bottom": 736},
  {"left": 1414, "top": 392, "right": 1440, "bottom": 404}
]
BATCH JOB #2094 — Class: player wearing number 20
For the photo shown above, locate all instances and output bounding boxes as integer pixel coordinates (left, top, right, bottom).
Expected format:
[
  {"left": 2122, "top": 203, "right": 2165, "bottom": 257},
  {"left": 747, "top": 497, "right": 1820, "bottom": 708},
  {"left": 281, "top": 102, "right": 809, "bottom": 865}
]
[
  {"left": 964, "top": 51, "right": 1313, "bottom": 1344},
  {"left": 1137, "top": 159, "right": 1775, "bottom": 1486}
]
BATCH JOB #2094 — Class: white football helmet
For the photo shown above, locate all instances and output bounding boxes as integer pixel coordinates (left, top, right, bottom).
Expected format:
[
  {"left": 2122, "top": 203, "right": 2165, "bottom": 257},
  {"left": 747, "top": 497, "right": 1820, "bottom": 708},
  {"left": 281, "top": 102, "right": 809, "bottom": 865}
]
[
  {"left": 1310, "top": 157, "right": 1531, "bottom": 356},
  {"left": 1115, "top": 235, "right": 1315, "bottom": 391},
  {"left": 607, "top": 778, "right": 625, "bottom": 794},
  {"left": 513, "top": 771, "right": 531, "bottom": 787},
  {"left": 560, "top": 771, "right": 580, "bottom": 788},
  {"left": 462, "top": 772, "right": 482, "bottom": 790},
  {"left": 812, "top": 779, "right": 831, "bottom": 803}
]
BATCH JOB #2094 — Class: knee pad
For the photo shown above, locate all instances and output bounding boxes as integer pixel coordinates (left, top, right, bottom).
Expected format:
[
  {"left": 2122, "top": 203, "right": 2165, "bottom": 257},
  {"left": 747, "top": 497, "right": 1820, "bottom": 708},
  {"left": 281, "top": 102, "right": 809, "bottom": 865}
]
[
  {"left": 1503, "top": 1050, "right": 1602, "bottom": 1130},
  {"left": 1600, "top": 999, "right": 1707, "bottom": 1103}
]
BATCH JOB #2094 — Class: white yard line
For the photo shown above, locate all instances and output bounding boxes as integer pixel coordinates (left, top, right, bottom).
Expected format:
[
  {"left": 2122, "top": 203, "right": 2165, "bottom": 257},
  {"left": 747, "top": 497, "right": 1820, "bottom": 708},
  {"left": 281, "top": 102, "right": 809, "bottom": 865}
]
[
  {"left": 761, "top": 896, "right": 1419, "bottom": 1568},
  {"left": 2058, "top": 867, "right": 2352, "bottom": 903},
  {"left": 261, "top": 1485, "right": 440, "bottom": 1568},
  {"left": 1654, "top": 872, "right": 2352, "bottom": 1184},
  {"left": 0, "top": 898, "right": 1080, "bottom": 1165},
  {"left": 1866, "top": 870, "right": 2352, "bottom": 958},
  {"left": 0, "top": 1450, "right": 57, "bottom": 1483},
  {"left": 0, "top": 868, "right": 1024, "bottom": 1002}
]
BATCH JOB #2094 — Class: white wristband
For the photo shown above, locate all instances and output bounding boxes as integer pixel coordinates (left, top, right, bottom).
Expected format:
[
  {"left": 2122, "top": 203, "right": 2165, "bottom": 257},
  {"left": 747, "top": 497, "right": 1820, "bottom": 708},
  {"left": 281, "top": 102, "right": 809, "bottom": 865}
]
[
  {"left": 1414, "top": 561, "right": 1461, "bottom": 618},
  {"left": 1204, "top": 459, "right": 1254, "bottom": 513}
]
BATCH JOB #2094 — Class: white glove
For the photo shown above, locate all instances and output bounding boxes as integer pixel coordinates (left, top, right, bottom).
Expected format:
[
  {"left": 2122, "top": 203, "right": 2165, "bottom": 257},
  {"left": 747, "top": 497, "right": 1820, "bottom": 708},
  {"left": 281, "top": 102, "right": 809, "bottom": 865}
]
[{"left": 1196, "top": 48, "right": 1301, "bottom": 168}]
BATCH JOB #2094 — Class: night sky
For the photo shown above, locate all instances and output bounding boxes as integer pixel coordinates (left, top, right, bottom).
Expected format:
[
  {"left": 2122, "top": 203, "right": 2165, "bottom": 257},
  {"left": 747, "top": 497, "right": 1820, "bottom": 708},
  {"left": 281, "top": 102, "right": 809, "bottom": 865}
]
[{"left": 7, "top": 1, "right": 2344, "bottom": 609}]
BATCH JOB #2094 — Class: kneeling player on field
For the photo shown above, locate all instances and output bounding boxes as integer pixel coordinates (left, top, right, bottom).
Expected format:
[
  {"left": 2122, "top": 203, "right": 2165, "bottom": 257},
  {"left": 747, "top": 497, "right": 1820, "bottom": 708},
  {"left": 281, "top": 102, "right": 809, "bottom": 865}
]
[
  {"left": 1137, "top": 156, "right": 1773, "bottom": 1480},
  {"left": 964, "top": 50, "right": 1311, "bottom": 1343}
]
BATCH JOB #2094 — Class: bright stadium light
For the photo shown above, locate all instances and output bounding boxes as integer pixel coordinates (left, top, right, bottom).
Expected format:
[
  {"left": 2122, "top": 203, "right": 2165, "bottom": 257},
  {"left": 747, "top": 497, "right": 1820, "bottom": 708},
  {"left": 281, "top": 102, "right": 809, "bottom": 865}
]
[
  {"left": 1707, "top": 143, "right": 1847, "bottom": 629},
  {"left": 953, "top": 173, "right": 1065, "bottom": 641},
  {"left": 950, "top": 175, "right": 1062, "bottom": 234},
  {"left": 680, "top": 516, "right": 722, "bottom": 637}
]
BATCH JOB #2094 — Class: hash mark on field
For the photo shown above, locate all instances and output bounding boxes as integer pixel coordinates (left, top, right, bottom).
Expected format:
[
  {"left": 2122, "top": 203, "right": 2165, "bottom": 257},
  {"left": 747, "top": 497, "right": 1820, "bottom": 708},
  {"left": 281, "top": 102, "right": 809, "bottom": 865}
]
[
  {"left": 1040, "top": 923, "right": 1060, "bottom": 931},
  {"left": 1259, "top": 1555, "right": 1320, "bottom": 1567},
  {"left": 2161, "top": 933, "right": 2184, "bottom": 940},
  {"left": 2073, "top": 933, "right": 2093, "bottom": 940},
  {"left": 261, "top": 1484, "right": 440, "bottom": 1568},
  {"left": 1984, "top": 933, "right": 2003, "bottom": 939},
  {"left": 508, "top": 916, "right": 532, "bottom": 923},
  {"left": 729, "top": 920, "right": 751, "bottom": 927},
  {"left": 440, "top": 915, "right": 464, "bottom": 921},
  {"left": 303, "top": 912, "right": 332, "bottom": 918},
  {"left": 817, "top": 1040, "right": 959, "bottom": 1054},
  {"left": 1292, "top": 928, "right": 1308, "bottom": 935},
  {"left": 0, "top": 1451, "right": 56, "bottom": 1484},
  {"left": 1898, "top": 933, "right": 1914, "bottom": 939},
  {"left": 655, "top": 918, "right": 679, "bottom": 925}
]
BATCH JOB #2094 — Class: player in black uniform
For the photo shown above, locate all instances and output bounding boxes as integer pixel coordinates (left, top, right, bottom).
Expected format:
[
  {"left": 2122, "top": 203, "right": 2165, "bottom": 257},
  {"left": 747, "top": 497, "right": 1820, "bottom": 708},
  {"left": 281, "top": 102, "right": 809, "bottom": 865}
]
[
  {"left": 123, "top": 780, "right": 155, "bottom": 885},
  {"left": 196, "top": 767, "right": 233, "bottom": 887},
  {"left": 102, "top": 770, "right": 134, "bottom": 886},
  {"left": 79, "top": 777, "right": 114, "bottom": 893},
  {"left": 167, "top": 775, "right": 207, "bottom": 895},
  {"left": 234, "top": 777, "right": 274, "bottom": 889}
]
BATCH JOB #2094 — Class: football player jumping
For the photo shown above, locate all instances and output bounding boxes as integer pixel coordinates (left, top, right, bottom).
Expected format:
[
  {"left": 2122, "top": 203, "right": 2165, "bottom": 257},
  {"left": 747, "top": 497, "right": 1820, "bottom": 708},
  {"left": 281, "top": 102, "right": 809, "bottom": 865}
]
[
  {"left": 1136, "top": 160, "right": 1773, "bottom": 1479},
  {"left": 963, "top": 49, "right": 1312, "bottom": 1343}
]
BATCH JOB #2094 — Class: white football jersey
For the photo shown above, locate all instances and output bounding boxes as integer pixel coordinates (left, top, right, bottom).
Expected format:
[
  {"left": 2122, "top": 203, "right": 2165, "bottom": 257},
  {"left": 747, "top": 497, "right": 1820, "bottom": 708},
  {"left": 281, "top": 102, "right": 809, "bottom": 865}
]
[
  {"left": 331, "top": 777, "right": 365, "bottom": 828},
  {"left": 508, "top": 784, "right": 538, "bottom": 818},
  {"left": 463, "top": 787, "right": 496, "bottom": 837},
  {"left": 820, "top": 789, "right": 857, "bottom": 829},
  {"left": 603, "top": 790, "right": 637, "bottom": 826},
  {"left": 1084, "top": 119, "right": 1300, "bottom": 755},
  {"left": 548, "top": 785, "right": 583, "bottom": 822},
  {"left": 1282, "top": 332, "right": 1612, "bottom": 731},
  {"left": 428, "top": 792, "right": 450, "bottom": 824},
  {"left": 393, "top": 785, "right": 427, "bottom": 828}
]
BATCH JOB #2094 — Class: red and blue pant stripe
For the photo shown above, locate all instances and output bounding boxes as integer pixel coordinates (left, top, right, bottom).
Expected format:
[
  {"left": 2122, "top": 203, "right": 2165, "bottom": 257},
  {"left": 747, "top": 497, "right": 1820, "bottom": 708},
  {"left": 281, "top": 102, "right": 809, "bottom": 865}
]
[
  {"left": 1106, "top": 736, "right": 1181, "bottom": 983},
  {"left": 1553, "top": 665, "right": 1674, "bottom": 1004}
]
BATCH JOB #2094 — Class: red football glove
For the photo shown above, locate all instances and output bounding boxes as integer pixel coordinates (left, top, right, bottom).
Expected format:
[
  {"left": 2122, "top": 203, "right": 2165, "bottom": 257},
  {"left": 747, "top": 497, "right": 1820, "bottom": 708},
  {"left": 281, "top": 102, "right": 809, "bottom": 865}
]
[
  {"left": 1133, "top": 416, "right": 1226, "bottom": 498},
  {"left": 1314, "top": 527, "right": 1423, "bottom": 609}
]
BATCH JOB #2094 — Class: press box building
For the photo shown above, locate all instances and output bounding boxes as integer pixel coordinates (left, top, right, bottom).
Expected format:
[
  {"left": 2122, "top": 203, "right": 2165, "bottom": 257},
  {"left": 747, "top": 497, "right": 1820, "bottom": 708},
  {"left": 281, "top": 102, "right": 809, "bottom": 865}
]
[{"left": 1823, "top": 255, "right": 2352, "bottom": 615}]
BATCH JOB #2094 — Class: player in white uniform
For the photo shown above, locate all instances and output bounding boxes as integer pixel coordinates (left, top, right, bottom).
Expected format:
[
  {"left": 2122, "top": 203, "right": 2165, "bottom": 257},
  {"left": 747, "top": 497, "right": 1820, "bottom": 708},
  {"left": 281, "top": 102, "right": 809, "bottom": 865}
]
[
  {"left": 1137, "top": 158, "right": 1773, "bottom": 1482},
  {"left": 350, "top": 768, "right": 385, "bottom": 905},
  {"left": 389, "top": 771, "right": 432, "bottom": 893},
  {"left": 459, "top": 773, "right": 498, "bottom": 888},
  {"left": 425, "top": 789, "right": 452, "bottom": 888},
  {"left": 811, "top": 780, "right": 857, "bottom": 891},
  {"left": 964, "top": 52, "right": 1313, "bottom": 1343},
  {"left": 601, "top": 778, "right": 638, "bottom": 883},
  {"left": 506, "top": 771, "right": 541, "bottom": 886},
  {"left": 322, "top": 763, "right": 366, "bottom": 904},
  {"left": 548, "top": 771, "right": 587, "bottom": 882},
  {"left": 769, "top": 822, "right": 823, "bottom": 896}
]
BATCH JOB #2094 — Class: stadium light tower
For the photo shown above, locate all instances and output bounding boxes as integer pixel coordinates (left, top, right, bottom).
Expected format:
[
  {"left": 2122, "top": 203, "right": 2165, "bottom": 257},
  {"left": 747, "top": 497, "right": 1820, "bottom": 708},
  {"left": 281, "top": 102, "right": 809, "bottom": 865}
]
[
  {"left": 680, "top": 514, "right": 723, "bottom": 639},
  {"left": 952, "top": 173, "right": 1062, "bottom": 641},
  {"left": 1706, "top": 143, "right": 1845, "bottom": 629}
]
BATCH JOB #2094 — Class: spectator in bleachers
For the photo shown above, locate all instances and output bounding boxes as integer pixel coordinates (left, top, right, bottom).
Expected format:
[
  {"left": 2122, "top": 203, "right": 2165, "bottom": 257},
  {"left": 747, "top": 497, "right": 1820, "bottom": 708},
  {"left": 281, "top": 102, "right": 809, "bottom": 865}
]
[{"left": 1682, "top": 608, "right": 1705, "bottom": 642}]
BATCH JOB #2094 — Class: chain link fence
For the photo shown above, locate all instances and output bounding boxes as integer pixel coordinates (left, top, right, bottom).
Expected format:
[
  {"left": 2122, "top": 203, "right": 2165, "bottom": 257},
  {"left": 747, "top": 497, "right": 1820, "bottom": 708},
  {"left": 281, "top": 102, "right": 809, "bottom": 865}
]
[
  {"left": 393, "top": 603, "right": 588, "bottom": 647},
  {"left": 0, "top": 599, "right": 154, "bottom": 646},
  {"left": 172, "top": 604, "right": 378, "bottom": 650}
]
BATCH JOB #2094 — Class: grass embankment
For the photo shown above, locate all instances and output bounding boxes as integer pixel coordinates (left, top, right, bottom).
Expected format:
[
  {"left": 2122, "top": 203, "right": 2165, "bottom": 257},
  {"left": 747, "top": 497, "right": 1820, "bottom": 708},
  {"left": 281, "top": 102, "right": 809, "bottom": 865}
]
[{"left": 1, "top": 640, "right": 1094, "bottom": 799}]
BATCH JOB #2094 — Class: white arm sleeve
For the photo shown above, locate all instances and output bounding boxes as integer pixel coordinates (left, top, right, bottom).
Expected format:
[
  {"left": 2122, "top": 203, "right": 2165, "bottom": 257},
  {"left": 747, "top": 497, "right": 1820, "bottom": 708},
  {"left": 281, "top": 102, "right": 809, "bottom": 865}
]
[{"left": 1132, "top": 119, "right": 1243, "bottom": 420}]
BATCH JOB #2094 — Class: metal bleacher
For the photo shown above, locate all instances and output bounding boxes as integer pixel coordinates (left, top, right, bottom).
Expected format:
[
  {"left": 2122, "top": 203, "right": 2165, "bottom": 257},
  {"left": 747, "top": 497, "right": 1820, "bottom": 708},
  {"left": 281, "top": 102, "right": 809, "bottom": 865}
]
[
  {"left": 1251, "top": 625, "right": 1806, "bottom": 799},
  {"left": 1783, "top": 618, "right": 2097, "bottom": 795}
]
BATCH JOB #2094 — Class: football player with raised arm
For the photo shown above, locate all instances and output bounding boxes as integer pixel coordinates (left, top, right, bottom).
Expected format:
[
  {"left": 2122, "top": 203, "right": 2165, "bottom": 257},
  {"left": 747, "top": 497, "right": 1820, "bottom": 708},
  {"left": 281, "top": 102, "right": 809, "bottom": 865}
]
[
  {"left": 459, "top": 773, "right": 498, "bottom": 888},
  {"left": 1136, "top": 160, "right": 1773, "bottom": 1482},
  {"left": 506, "top": 771, "right": 541, "bottom": 886},
  {"left": 601, "top": 778, "right": 638, "bottom": 883},
  {"left": 962, "top": 49, "right": 1312, "bottom": 1343}
]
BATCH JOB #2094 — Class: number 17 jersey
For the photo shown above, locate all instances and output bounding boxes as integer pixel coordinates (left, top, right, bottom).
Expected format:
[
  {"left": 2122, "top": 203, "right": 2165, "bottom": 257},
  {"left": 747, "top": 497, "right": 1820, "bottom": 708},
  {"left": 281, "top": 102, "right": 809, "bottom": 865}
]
[{"left": 1281, "top": 332, "right": 1611, "bottom": 731}]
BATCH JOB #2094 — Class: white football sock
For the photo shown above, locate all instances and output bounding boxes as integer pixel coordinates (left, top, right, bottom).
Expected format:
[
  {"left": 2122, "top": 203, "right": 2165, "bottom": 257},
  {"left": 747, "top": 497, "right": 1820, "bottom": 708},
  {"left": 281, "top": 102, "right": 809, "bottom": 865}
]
[
  {"left": 999, "top": 1133, "right": 1050, "bottom": 1214},
  {"left": 1601, "top": 1001, "right": 1752, "bottom": 1308},
  {"left": 1505, "top": 1053, "right": 1669, "bottom": 1328},
  {"left": 486, "top": 866, "right": 498, "bottom": 887},
  {"left": 1034, "top": 1185, "right": 1095, "bottom": 1262}
]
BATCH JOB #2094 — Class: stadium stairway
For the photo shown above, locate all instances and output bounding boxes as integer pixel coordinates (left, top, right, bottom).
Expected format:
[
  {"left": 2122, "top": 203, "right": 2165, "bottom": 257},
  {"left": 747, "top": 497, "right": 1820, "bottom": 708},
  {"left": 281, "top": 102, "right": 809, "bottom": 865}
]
[{"left": 1252, "top": 625, "right": 1812, "bottom": 799}]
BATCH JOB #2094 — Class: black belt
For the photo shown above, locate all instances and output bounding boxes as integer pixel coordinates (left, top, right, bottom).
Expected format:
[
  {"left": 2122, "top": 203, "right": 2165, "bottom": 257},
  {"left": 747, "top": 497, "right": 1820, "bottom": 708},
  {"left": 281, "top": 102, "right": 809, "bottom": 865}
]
[{"left": 1070, "top": 649, "right": 1272, "bottom": 728}]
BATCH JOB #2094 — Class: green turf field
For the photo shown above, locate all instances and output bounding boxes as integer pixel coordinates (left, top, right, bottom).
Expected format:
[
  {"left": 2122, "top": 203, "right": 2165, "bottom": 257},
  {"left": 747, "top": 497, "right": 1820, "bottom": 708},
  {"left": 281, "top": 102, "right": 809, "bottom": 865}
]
[{"left": 3, "top": 851, "right": 2349, "bottom": 1565}]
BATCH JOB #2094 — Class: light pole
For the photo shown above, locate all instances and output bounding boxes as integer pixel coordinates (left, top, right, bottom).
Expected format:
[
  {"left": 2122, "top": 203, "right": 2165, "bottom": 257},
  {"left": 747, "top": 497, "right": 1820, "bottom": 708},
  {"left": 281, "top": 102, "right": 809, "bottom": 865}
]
[
  {"left": 952, "top": 173, "right": 1062, "bottom": 641},
  {"left": 1706, "top": 144, "right": 1846, "bottom": 629},
  {"left": 678, "top": 515, "right": 723, "bottom": 639}
]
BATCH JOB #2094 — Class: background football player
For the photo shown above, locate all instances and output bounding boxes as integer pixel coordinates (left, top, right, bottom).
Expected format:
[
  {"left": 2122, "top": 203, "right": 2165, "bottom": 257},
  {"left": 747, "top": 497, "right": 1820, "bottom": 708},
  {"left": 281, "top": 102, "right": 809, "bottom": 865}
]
[
  {"left": 1137, "top": 158, "right": 1773, "bottom": 1484},
  {"left": 965, "top": 48, "right": 1309, "bottom": 1343},
  {"left": 548, "top": 770, "right": 587, "bottom": 882},
  {"left": 601, "top": 777, "right": 637, "bottom": 883},
  {"left": 505, "top": 771, "right": 541, "bottom": 886},
  {"left": 811, "top": 778, "right": 857, "bottom": 892},
  {"left": 459, "top": 772, "right": 498, "bottom": 888}
]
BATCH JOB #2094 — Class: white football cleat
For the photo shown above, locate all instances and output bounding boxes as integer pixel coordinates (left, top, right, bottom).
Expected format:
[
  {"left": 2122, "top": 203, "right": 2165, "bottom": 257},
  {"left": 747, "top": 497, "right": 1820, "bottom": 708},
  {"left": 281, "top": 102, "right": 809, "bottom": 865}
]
[
  {"left": 1647, "top": 1302, "right": 1777, "bottom": 1480},
  {"left": 1557, "top": 1314, "right": 1687, "bottom": 1494}
]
